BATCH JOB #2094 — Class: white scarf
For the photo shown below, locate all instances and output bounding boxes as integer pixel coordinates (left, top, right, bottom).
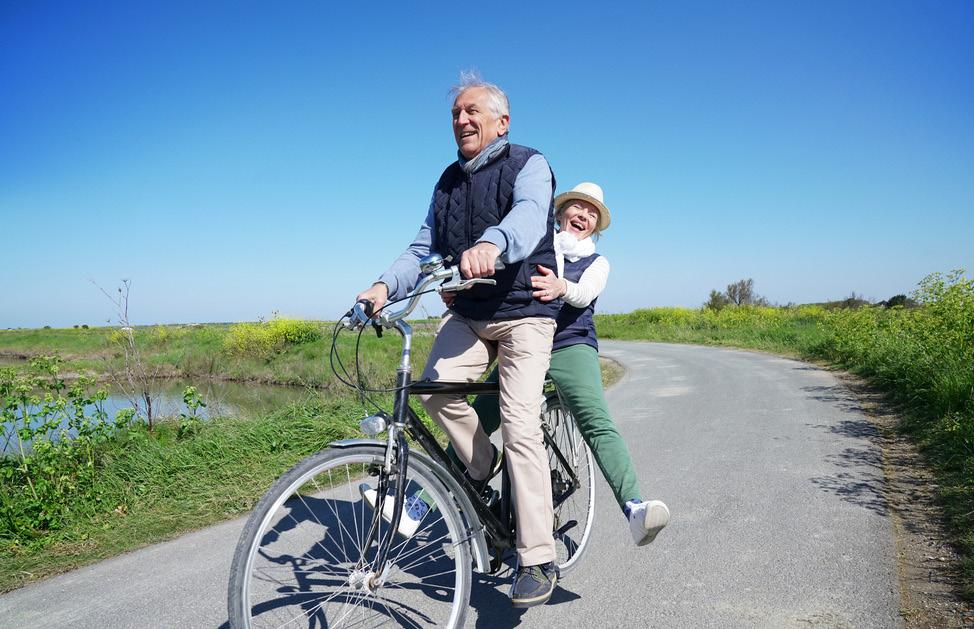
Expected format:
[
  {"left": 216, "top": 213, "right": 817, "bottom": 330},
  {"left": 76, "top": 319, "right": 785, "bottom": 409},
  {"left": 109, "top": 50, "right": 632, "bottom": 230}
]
[
  {"left": 555, "top": 231, "right": 595, "bottom": 262},
  {"left": 554, "top": 231, "right": 596, "bottom": 278}
]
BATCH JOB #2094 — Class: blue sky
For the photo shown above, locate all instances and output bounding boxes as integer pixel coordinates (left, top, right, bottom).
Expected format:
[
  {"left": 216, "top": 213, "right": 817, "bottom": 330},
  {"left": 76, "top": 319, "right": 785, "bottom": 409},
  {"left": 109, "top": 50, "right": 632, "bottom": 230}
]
[{"left": 2, "top": 1, "right": 972, "bottom": 327}]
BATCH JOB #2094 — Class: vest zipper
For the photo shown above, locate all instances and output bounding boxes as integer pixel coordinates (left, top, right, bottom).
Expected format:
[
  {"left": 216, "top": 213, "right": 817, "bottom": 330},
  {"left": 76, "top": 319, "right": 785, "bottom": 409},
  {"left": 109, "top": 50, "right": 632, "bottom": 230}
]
[{"left": 464, "top": 172, "right": 473, "bottom": 252}]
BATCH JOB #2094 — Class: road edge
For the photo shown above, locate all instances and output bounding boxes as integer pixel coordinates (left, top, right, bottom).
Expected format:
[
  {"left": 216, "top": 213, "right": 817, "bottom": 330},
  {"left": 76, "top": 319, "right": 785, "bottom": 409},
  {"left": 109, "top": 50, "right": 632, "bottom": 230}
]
[{"left": 601, "top": 339, "right": 973, "bottom": 626}]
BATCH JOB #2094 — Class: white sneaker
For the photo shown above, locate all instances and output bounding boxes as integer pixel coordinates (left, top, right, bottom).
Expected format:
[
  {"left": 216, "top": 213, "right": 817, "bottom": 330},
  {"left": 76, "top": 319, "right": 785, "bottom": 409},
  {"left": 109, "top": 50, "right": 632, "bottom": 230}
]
[
  {"left": 359, "top": 484, "right": 431, "bottom": 538},
  {"left": 626, "top": 499, "right": 669, "bottom": 546}
]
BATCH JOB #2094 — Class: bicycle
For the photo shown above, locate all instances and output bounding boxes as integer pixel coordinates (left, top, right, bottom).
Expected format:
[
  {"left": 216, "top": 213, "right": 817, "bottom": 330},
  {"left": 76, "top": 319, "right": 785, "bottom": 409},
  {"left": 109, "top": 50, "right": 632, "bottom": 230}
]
[{"left": 227, "top": 253, "right": 596, "bottom": 628}]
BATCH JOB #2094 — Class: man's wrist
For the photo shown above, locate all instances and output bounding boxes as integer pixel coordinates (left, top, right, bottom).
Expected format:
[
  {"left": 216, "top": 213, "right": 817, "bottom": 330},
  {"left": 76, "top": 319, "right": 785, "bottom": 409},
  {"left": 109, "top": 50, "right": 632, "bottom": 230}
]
[
  {"left": 476, "top": 230, "right": 507, "bottom": 258},
  {"left": 475, "top": 242, "right": 501, "bottom": 256}
]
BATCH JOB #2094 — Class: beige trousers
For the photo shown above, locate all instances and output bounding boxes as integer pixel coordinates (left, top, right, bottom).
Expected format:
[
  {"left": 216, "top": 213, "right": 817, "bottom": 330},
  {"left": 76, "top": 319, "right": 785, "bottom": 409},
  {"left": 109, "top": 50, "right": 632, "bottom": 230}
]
[{"left": 418, "top": 312, "right": 556, "bottom": 566}]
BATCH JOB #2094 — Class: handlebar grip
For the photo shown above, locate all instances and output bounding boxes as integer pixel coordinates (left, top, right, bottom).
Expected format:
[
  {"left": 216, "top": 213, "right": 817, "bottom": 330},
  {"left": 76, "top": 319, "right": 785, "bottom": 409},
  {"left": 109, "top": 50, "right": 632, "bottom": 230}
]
[
  {"left": 349, "top": 300, "right": 383, "bottom": 336},
  {"left": 355, "top": 299, "right": 375, "bottom": 318}
]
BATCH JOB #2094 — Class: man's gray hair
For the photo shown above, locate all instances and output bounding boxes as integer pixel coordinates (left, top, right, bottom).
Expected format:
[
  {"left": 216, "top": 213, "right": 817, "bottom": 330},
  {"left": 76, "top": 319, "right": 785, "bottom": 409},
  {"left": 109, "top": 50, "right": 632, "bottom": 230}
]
[{"left": 450, "top": 70, "right": 510, "bottom": 118}]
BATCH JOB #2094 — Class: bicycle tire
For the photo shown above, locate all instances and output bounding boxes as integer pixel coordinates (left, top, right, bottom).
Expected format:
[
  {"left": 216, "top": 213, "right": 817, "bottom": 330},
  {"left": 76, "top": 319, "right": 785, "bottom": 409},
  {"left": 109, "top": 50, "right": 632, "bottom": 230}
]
[
  {"left": 544, "top": 393, "right": 596, "bottom": 575},
  {"left": 228, "top": 444, "right": 472, "bottom": 628}
]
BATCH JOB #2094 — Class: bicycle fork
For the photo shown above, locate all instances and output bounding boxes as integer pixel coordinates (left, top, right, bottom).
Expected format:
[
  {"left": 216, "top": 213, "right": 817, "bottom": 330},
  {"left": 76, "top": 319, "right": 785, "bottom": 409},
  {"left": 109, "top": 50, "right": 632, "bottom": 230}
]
[{"left": 351, "top": 370, "right": 412, "bottom": 591}]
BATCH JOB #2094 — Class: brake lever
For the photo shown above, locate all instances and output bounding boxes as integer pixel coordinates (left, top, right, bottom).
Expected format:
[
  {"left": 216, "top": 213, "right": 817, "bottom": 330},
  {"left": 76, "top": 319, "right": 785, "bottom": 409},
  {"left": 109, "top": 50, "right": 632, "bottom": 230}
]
[
  {"left": 438, "top": 277, "right": 497, "bottom": 293},
  {"left": 347, "top": 299, "right": 382, "bottom": 337}
]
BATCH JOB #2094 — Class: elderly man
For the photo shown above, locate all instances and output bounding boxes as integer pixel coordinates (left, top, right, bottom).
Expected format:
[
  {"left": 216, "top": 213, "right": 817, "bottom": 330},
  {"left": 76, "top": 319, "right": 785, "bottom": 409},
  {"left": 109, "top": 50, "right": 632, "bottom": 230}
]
[{"left": 355, "top": 73, "right": 559, "bottom": 607}]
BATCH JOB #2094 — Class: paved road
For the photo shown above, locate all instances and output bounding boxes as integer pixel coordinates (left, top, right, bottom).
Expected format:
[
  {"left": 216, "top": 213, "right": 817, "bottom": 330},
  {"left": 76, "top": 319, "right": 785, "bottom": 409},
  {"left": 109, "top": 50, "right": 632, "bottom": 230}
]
[{"left": 0, "top": 341, "right": 902, "bottom": 628}]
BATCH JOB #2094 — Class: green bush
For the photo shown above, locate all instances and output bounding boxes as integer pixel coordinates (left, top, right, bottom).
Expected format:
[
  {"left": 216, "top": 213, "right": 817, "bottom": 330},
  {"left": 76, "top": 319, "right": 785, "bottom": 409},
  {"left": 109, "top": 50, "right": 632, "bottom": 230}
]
[
  {"left": 819, "top": 269, "right": 974, "bottom": 419},
  {"left": 223, "top": 317, "right": 322, "bottom": 359},
  {"left": 596, "top": 304, "right": 830, "bottom": 354},
  {"left": 0, "top": 357, "right": 137, "bottom": 543}
]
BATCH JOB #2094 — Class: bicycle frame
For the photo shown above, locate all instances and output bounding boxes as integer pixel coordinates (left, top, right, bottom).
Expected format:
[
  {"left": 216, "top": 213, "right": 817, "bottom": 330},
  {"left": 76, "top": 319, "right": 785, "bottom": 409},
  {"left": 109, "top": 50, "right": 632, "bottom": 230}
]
[
  {"left": 229, "top": 253, "right": 592, "bottom": 628},
  {"left": 336, "top": 314, "right": 581, "bottom": 578},
  {"left": 334, "top": 252, "right": 584, "bottom": 580}
]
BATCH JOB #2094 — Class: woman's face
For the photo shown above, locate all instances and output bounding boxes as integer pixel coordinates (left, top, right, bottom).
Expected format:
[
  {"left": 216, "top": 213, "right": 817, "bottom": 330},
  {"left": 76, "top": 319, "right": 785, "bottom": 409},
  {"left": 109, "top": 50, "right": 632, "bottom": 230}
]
[{"left": 558, "top": 200, "right": 600, "bottom": 240}]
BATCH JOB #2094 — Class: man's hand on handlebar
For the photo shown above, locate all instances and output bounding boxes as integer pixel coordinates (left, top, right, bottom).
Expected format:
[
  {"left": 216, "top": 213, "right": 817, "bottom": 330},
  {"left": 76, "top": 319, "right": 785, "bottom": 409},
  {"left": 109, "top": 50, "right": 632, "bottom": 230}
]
[
  {"left": 459, "top": 242, "right": 501, "bottom": 280},
  {"left": 351, "top": 251, "right": 501, "bottom": 329},
  {"left": 356, "top": 282, "right": 389, "bottom": 313}
]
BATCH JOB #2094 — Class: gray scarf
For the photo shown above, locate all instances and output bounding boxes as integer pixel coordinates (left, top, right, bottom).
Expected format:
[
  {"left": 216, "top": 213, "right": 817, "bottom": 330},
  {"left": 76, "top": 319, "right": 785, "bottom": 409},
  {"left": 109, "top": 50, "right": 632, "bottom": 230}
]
[{"left": 459, "top": 135, "right": 510, "bottom": 174}]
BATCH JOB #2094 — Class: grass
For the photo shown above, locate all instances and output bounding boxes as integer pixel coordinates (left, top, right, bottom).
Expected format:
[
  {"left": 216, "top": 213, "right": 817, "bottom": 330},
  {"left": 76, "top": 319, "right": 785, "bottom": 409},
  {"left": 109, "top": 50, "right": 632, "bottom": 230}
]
[
  {"left": 0, "top": 394, "right": 363, "bottom": 591},
  {"left": 3, "top": 271, "right": 972, "bottom": 596},
  {"left": 0, "top": 317, "right": 622, "bottom": 592},
  {"left": 597, "top": 269, "right": 974, "bottom": 597},
  {"left": 0, "top": 319, "right": 437, "bottom": 388},
  {"left": 0, "top": 323, "right": 437, "bottom": 592},
  {"left": 596, "top": 304, "right": 831, "bottom": 357}
]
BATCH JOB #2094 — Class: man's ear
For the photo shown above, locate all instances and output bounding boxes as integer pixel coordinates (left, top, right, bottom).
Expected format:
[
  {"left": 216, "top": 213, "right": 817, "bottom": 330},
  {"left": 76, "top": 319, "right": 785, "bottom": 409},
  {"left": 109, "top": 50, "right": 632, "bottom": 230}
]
[{"left": 497, "top": 114, "right": 510, "bottom": 135}]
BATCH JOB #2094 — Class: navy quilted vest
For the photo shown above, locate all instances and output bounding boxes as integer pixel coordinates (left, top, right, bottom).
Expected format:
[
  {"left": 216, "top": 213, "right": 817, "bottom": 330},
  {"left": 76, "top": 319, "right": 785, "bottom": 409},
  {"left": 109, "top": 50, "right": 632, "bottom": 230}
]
[
  {"left": 432, "top": 143, "right": 559, "bottom": 321},
  {"left": 552, "top": 253, "right": 601, "bottom": 352}
]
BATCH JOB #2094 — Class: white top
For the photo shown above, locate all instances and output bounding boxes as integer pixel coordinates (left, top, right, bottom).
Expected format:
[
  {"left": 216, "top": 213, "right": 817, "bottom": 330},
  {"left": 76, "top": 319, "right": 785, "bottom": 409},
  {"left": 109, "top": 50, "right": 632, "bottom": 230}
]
[{"left": 558, "top": 255, "right": 611, "bottom": 308}]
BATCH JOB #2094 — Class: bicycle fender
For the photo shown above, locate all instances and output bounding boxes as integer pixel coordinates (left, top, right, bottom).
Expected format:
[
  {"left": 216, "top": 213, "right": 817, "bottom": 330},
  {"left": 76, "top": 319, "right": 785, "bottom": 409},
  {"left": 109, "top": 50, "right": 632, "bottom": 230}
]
[
  {"left": 327, "top": 438, "right": 491, "bottom": 573},
  {"left": 329, "top": 438, "right": 385, "bottom": 448}
]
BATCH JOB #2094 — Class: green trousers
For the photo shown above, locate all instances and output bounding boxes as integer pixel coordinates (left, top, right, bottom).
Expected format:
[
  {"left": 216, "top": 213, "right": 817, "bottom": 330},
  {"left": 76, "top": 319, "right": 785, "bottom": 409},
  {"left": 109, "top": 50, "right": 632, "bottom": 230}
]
[{"left": 445, "top": 343, "right": 642, "bottom": 513}]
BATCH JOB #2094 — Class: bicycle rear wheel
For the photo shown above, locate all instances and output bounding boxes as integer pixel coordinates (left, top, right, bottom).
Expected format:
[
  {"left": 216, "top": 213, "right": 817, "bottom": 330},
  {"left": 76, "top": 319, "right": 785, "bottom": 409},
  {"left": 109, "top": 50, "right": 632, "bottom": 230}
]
[
  {"left": 544, "top": 393, "right": 596, "bottom": 575},
  {"left": 228, "top": 444, "right": 472, "bottom": 628}
]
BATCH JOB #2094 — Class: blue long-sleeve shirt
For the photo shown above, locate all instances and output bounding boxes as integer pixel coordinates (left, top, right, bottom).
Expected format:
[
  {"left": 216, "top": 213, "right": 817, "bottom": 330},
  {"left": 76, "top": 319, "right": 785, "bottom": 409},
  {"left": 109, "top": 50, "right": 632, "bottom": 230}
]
[{"left": 377, "top": 153, "right": 553, "bottom": 301}]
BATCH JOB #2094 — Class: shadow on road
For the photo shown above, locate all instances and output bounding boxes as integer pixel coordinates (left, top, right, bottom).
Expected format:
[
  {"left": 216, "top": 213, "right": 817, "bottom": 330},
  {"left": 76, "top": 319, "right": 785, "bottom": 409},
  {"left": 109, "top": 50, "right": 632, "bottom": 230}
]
[
  {"left": 466, "top": 555, "right": 581, "bottom": 627},
  {"left": 217, "top": 552, "right": 581, "bottom": 629},
  {"left": 802, "top": 384, "right": 890, "bottom": 517},
  {"left": 225, "top": 487, "right": 472, "bottom": 628}
]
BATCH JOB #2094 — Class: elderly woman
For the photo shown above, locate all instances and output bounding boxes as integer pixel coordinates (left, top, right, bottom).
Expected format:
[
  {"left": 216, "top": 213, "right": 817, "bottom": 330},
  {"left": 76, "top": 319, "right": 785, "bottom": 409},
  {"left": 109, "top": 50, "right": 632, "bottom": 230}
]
[
  {"left": 371, "top": 182, "right": 669, "bottom": 547},
  {"left": 483, "top": 182, "right": 668, "bottom": 546}
]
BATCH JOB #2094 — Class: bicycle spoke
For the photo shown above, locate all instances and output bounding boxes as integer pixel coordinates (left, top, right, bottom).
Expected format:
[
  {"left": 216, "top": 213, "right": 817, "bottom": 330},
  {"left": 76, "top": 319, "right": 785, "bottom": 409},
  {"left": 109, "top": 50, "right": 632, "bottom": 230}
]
[
  {"left": 330, "top": 590, "right": 368, "bottom": 628},
  {"left": 347, "top": 464, "right": 366, "bottom": 563},
  {"left": 269, "top": 586, "right": 352, "bottom": 629},
  {"left": 385, "top": 571, "right": 458, "bottom": 589},
  {"left": 384, "top": 508, "right": 446, "bottom": 562},
  {"left": 230, "top": 447, "right": 471, "bottom": 628},
  {"left": 277, "top": 502, "right": 351, "bottom": 571},
  {"left": 385, "top": 531, "right": 453, "bottom": 575},
  {"left": 544, "top": 396, "right": 596, "bottom": 575},
  {"left": 368, "top": 593, "right": 428, "bottom": 629},
  {"left": 315, "top": 469, "right": 367, "bottom": 562}
]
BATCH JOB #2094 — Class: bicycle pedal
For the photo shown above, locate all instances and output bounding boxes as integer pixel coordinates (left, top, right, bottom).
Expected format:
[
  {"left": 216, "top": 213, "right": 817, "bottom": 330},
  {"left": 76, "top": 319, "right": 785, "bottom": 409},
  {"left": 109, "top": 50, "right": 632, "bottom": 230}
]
[
  {"left": 555, "top": 519, "right": 578, "bottom": 536},
  {"left": 488, "top": 553, "right": 505, "bottom": 574},
  {"left": 482, "top": 488, "right": 500, "bottom": 507}
]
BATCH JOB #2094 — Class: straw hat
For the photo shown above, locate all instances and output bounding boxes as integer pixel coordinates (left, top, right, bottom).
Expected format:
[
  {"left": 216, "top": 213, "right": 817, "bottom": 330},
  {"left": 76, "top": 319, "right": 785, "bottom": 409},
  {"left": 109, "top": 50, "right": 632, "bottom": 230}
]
[{"left": 554, "top": 182, "right": 611, "bottom": 232}]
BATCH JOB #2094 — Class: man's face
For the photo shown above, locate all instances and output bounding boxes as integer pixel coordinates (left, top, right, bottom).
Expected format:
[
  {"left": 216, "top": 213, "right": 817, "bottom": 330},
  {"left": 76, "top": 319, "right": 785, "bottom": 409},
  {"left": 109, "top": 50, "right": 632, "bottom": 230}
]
[{"left": 452, "top": 87, "right": 509, "bottom": 159}]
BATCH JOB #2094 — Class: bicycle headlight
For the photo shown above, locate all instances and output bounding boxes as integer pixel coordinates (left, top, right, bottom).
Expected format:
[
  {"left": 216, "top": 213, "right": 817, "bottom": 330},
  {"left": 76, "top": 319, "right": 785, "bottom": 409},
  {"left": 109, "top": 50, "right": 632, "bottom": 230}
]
[{"left": 359, "top": 412, "right": 390, "bottom": 437}]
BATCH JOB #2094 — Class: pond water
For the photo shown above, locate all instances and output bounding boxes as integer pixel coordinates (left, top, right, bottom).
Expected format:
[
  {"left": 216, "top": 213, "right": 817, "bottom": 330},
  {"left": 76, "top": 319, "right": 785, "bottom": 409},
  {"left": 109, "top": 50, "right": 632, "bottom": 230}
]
[
  {"left": 1, "top": 376, "right": 318, "bottom": 454},
  {"left": 100, "top": 378, "right": 317, "bottom": 420}
]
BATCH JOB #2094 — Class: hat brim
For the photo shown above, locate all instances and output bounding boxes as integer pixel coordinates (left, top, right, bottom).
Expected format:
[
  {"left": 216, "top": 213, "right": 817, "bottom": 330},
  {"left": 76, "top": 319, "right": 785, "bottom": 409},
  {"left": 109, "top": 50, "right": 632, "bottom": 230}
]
[{"left": 554, "top": 191, "right": 611, "bottom": 232}]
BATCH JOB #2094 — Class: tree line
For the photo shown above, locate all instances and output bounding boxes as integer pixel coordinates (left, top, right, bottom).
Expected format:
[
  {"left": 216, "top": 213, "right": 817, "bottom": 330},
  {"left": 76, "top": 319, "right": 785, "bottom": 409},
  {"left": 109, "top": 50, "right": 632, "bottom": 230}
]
[{"left": 705, "top": 278, "right": 917, "bottom": 311}]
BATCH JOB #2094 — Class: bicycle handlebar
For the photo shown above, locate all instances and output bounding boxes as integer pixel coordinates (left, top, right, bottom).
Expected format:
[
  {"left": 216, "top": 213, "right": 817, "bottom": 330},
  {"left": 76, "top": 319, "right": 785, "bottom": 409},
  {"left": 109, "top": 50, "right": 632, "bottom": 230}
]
[{"left": 346, "top": 253, "right": 505, "bottom": 331}]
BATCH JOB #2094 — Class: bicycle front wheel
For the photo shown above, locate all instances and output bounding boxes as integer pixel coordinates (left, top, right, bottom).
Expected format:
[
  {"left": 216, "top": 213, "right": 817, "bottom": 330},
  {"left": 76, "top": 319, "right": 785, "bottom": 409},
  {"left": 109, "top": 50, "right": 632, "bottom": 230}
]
[
  {"left": 228, "top": 444, "right": 472, "bottom": 629},
  {"left": 544, "top": 394, "right": 596, "bottom": 575}
]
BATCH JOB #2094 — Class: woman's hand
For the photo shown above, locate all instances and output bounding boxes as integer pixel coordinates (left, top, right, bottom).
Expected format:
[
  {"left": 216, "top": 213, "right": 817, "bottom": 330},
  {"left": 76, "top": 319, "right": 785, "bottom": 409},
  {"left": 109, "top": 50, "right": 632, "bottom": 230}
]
[{"left": 531, "top": 265, "right": 567, "bottom": 302}]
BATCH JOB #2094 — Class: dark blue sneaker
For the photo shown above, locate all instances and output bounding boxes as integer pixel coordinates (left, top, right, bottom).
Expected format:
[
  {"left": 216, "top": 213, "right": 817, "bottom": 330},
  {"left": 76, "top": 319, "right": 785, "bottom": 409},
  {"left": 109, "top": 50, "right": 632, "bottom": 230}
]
[{"left": 509, "top": 561, "right": 558, "bottom": 608}]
